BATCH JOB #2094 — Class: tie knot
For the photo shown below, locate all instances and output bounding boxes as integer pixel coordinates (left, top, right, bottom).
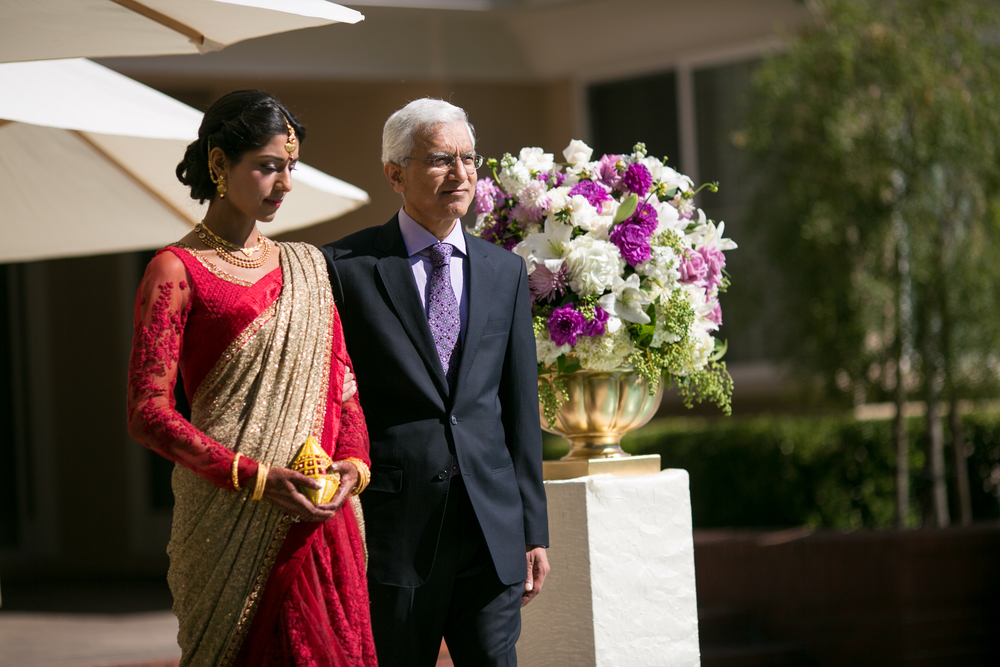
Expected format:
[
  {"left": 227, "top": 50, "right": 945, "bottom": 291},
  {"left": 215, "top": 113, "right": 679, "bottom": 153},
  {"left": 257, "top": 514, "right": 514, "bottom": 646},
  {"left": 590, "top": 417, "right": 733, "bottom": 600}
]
[{"left": 430, "top": 242, "right": 453, "bottom": 267}]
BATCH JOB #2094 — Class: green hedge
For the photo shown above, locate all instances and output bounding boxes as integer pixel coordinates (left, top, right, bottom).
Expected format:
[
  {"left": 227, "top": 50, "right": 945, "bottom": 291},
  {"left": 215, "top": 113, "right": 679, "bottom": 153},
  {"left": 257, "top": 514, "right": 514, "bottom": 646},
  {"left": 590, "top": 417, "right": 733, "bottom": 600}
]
[{"left": 543, "top": 412, "right": 1000, "bottom": 529}]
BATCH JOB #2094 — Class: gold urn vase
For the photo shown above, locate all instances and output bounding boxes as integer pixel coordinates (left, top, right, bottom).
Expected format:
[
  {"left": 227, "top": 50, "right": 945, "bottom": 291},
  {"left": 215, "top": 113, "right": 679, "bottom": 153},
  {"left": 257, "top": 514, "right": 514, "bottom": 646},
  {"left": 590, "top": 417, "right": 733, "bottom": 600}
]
[{"left": 540, "top": 368, "right": 664, "bottom": 460}]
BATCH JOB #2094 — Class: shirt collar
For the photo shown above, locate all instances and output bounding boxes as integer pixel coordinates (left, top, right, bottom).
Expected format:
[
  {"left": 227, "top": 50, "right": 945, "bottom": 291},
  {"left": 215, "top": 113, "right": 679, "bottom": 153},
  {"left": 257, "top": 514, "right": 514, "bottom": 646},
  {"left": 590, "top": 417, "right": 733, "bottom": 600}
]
[{"left": 398, "top": 207, "right": 467, "bottom": 258}]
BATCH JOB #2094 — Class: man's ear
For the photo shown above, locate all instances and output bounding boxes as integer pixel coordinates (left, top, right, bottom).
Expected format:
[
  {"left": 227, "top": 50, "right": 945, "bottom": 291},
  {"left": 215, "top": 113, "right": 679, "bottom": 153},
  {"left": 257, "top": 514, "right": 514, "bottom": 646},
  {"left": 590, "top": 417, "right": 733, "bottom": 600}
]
[{"left": 384, "top": 162, "right": 406, "bottom": 194}]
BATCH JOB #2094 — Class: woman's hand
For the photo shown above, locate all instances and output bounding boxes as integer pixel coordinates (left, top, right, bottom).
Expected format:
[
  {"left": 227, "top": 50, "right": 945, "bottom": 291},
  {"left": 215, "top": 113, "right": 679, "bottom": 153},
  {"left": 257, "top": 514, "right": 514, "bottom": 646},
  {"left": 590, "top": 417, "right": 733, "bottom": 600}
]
[
  {"left": 341, "top": 369, "right": 357, "bottom": 403},
  {"left": 261, "top": 466, "right": 336, "bottom": 523},
  {"left": 315, "top": 460, "right": 360, "bottom": 515}
]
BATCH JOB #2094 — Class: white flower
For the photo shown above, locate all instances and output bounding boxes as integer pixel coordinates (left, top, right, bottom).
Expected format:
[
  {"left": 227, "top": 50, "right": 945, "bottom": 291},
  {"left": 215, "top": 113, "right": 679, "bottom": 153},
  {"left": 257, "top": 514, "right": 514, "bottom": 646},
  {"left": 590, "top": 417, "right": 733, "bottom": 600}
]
[
  {"left": 514, "top": 218, "right": 574, "bottom": 274},
  {"left": 684, "top": 327, "right": 715, "bottom": 375},
  {"left": 498, "top": 161, "right": 532, "bottom": 198},
  {"left": 652, "top": 200, "right": 683, "bottom": 235},
  {"left": 566, "top": 195, "right": 612, "bottom": 235},
  {"left": 518, "top": 147, "right": 555, "bottom": 173},
  {"left": 564, "top": 236, "right": 623, "bottom": 297},
  {"left": 563, "top": 140, "right": 594, "bottom": 168},
  {"left": 521, "top": 221, "right": 542, "bottom": 237},
  {"left": 598, "top": 274, "right": 653, "bottom": 324},
  {"left": 659, "top": 165, "right": 694, "bottom": 193},
  {"left": 635, "top": 246, "right": 681, "bottom": 296},
  {"left": 571, "top": 326, "right": 636, "bottom": 370},
  {"left": 546, "top": 186, "right": 571, "bottom": 213},
  {"left": 687, "top": 218, "right": 738, "bottom": 251},
  {"left": 536, "top": 335, "right": 570, "bottom": 365}
]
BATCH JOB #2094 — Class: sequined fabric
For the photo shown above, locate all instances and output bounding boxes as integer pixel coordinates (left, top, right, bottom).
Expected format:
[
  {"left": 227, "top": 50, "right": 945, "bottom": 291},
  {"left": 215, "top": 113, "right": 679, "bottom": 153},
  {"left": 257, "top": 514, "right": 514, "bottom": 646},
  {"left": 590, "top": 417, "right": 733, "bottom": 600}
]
[{"left": 128, "top": 242, "right": 374, "bottom": 667}]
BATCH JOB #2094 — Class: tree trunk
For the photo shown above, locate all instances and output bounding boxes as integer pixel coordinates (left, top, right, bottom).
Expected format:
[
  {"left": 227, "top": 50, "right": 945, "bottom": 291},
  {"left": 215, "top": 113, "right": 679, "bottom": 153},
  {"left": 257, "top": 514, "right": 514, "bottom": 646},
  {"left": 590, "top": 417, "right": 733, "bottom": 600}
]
[
  {"left": 950, "top": 397, "right": 972, "bottom": 526},
  {"left": 924, "top": 361, "right": 950, "bottom": 528},
  {"left": 892, "top": 206, "right": 912, "bottom": 529},
  {"left": 893, "top": 369, "right": 909, "bottom": 528}
]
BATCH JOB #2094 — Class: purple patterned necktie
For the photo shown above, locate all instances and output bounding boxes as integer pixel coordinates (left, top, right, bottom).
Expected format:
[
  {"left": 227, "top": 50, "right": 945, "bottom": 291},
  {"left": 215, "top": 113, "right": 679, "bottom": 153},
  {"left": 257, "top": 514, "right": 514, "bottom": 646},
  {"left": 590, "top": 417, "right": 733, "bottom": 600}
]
[{"left": 427, "top": 242, "right": 460, "bottom": 387}]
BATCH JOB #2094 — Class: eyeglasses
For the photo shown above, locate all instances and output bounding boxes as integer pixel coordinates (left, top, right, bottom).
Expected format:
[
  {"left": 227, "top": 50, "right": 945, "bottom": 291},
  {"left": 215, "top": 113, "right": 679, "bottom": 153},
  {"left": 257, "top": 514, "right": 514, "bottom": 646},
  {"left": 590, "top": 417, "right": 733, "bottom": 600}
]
[{"left": 403, "top": 153, "right": 484, "bottom": 172}]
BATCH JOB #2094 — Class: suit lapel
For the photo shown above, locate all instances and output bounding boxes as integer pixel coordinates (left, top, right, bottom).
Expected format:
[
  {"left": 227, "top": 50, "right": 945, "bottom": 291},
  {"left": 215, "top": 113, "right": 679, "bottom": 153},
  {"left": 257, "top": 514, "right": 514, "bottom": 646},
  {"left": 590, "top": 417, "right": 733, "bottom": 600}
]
[
  {"left": 454, "top": 233, "right": 494, "bottom": 394},
  {"left": 374, "top": 217, "right": 450, "bottom": 397}
]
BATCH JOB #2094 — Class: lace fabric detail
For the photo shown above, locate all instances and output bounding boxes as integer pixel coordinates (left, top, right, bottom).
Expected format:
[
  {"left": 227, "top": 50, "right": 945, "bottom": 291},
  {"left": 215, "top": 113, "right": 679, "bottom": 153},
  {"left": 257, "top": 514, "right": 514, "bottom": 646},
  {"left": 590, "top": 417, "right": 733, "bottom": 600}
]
[{"left": 127, "top": 251, "right": 257, "bottom": 489}]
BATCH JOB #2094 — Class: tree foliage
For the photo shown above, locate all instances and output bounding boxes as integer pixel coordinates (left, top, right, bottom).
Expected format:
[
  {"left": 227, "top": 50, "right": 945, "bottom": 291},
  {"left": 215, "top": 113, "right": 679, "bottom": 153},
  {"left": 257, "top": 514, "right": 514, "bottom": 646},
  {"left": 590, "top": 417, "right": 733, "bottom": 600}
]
[{"left": 746, "top": 0, "right": 1000, "bottom": 405}]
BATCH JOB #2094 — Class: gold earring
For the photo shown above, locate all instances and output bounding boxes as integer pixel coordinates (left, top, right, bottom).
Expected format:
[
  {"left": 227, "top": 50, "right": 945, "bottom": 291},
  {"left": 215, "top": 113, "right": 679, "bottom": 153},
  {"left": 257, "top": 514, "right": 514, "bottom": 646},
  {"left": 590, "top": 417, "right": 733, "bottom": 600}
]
[{"left": 216, "top": 172, "right": 227, "bottom": 198}]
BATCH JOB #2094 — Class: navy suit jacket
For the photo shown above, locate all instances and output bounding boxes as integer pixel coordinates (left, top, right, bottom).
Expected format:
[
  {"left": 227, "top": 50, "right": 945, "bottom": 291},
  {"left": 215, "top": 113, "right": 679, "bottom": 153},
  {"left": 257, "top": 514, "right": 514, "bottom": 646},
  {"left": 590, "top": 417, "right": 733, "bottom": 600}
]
[{"left": 321, "top": 215, "right": 548, "bottom": 588}]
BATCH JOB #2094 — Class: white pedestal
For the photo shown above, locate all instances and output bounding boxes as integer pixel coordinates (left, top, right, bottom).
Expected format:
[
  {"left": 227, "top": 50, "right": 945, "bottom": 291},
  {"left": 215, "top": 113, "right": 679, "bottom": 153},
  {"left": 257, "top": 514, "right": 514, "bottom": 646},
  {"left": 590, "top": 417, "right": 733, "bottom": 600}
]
[{"left": 519, "top": 470, "right": 700, "bottom": 667}]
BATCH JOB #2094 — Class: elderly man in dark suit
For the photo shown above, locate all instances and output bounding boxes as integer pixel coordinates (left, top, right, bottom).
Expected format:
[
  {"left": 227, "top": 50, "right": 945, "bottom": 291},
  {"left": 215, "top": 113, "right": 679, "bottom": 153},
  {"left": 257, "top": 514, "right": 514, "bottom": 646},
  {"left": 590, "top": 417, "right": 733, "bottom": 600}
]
[{"left": 321, "top": 98, "right": 549, "bottom": 667}]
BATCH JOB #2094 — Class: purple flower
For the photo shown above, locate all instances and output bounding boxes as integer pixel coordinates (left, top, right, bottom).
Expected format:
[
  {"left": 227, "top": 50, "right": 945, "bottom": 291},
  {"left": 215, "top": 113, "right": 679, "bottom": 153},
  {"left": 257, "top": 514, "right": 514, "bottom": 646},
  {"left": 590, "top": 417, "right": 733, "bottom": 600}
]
[
  {"left": 622, "top": 163, "right": 653, "bottom": 198},
  {"left": 678, "top": 250, "right": 709, "bottom": 286},
  {"left": 474, "top": 178, "right": 505, "bottom": 215},
  {"left": 581, "top": 305, "right": 610, "bottom": 338},
  {"left": 548, "top": 303, "right": 586, "bottom": 346},
  {"left": 699, "top": 245, "right": 726, "bottom": 288},
  {"left": 629, "top": 202, "right": 659, "bottom": 235},
  {"left": 502, "top": 236, "right": 519, "bottom": 251},
  {"left": 539, "top": 171, "right": 566, "bottom": 188},
  {"left": 595, "top": 154, "right": 624, "bottom": 189},
  {"left": 480, "top": 216, "right": 508, "bottom": 245},
  {"left": 529, "top": 264, "right": 570, "bottom": 303},
  {"left": 609, "top": 222, "right": 652, "bottom": 266},
  {"left": 568, "top": 180, "right": 612, "bottom": 209}
]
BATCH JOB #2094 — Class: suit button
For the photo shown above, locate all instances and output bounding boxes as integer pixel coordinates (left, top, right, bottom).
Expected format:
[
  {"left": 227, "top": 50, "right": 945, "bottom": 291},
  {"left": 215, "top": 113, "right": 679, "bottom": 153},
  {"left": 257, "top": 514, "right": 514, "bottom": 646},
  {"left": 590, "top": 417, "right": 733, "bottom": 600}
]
[
  {"left": 436, "top": 471, "right": 448, "bottom": 481},
  {"left": 450, "top": 415, "right": 458, "bottom": 425}
]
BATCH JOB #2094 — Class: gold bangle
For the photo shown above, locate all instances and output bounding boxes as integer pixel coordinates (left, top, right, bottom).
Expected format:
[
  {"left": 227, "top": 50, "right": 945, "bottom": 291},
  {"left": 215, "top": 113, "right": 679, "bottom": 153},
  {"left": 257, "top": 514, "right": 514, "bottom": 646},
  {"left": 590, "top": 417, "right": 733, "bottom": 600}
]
[
  {"left": 231, "top": 453, "right": 242, "bottom": 491},
  {"left": 251, "top": 462, "right": 270, "bottom": 501},
  {"left": 342, "top": 457, "right": 370, "bottom": 496}
]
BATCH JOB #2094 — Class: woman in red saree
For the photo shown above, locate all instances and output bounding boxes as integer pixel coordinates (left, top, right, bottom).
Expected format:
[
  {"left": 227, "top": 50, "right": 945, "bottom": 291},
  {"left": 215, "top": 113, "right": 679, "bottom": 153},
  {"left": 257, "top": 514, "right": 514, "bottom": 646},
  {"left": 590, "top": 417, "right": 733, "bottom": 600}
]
[{"left": 127, "top": 90, "right": 377, "bottom": 667}]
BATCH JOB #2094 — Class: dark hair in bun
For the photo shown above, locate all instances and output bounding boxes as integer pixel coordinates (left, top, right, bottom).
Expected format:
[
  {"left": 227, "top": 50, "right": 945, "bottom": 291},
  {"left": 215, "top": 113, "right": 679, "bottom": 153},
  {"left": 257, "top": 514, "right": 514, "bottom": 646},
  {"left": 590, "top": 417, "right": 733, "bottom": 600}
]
[{"left": 176, "top": 90, "right": 306, "bottom": 203}]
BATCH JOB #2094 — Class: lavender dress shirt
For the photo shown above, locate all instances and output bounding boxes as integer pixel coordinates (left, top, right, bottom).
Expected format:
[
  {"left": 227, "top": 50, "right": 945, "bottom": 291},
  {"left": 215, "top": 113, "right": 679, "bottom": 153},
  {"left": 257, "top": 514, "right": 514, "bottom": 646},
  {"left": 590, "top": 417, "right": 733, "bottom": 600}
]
[{"left": 398, "top": 208, "right": 469, "bottom": 345}]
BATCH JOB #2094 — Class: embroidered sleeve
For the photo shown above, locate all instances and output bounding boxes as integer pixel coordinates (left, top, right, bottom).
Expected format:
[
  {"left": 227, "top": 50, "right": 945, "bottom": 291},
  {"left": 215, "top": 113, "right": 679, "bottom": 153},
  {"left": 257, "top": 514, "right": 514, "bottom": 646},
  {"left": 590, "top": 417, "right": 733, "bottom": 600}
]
[
  {"left": 330, "top": 307, "right": 370, "bottom": 466},
  {"left": 126, "top": 251, "right": 258, "bottom": 490}
]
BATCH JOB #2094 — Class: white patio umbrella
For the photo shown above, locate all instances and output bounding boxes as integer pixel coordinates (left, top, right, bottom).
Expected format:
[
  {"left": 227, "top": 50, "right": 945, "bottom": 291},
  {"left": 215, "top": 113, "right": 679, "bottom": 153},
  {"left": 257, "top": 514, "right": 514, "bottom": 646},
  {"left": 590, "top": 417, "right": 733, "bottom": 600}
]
[
  {"left": 0, "top": 58, "right": 370, "bottom": 264},
  {"left": 0, "top": 0, "right": 364, "bottom": 64}
]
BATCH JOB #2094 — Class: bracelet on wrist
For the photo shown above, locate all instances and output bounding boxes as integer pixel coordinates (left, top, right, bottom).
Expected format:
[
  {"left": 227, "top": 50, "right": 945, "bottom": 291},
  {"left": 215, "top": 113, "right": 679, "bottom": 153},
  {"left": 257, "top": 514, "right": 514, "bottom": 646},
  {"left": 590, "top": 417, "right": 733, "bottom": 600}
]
[
  {"left": 342, "top": 457, "right": 370, "bottom": 496},
  {"left": 231, "top": 453, "right": 243, "bottom": 491},
  {"left": 251, "top": 461, "right": 270, "bottom": 501}
]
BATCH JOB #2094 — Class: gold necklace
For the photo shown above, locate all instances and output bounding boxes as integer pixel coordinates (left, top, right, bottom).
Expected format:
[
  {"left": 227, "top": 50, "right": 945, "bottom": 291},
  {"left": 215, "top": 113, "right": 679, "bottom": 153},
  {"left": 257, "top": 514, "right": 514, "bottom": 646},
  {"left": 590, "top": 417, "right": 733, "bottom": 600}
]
[
  {"left": 196, "top": 222, "right": 266, "bottom": 256},
  {"left": 196, "top": 222, "right": 270, "bottom": 269}
]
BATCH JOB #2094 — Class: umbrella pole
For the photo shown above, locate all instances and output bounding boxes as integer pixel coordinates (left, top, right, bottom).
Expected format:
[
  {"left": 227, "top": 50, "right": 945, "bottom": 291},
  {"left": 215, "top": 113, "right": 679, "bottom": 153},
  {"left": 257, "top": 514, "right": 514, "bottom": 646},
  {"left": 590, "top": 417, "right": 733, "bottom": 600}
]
[
  {"left": 72, "top": 130, "right": 197, "bottom": 229},
  {"left": 109, "top": 0, "right": 206, "bottom": 47}
]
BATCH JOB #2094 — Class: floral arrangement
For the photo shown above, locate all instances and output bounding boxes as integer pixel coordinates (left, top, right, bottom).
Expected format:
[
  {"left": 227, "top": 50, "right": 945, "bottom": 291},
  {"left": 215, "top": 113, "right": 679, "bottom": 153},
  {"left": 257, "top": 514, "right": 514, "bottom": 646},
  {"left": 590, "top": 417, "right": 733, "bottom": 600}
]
[{"left": 472, "top": 140, "right": 736, "bottom": 423}]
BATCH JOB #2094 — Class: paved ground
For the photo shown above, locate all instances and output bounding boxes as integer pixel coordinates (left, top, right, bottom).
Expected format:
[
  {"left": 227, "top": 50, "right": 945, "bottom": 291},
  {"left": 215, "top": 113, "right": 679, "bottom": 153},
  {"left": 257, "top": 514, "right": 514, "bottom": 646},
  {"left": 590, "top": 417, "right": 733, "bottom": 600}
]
[
  {"left": 0, "top": 612, "right": 181, "bottom": 667},
  {"left": 0, "top": 578, "right": 453, "bottom": 667}
]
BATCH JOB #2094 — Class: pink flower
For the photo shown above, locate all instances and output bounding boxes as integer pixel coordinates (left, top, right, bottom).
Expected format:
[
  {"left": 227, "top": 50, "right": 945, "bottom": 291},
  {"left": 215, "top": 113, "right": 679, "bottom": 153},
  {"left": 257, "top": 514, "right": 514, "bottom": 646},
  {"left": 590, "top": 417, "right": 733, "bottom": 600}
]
[
  {"left": 707, "top": 302, "right": 722, "bottom": 326},
  {"left": 699, "top": 246, "right": 726, "bottom": 288},
  {"left": 679, "top": 250, "right": 708, "bottom": 286},
  {"left": 474, "top": 178, "right": 505, "bottom": 215},
  {"left": 595, "top": 154, "right": 624, "bottom": 189},
  {"left": 529, "top": 264, "right": 569, "bottom": 303}
]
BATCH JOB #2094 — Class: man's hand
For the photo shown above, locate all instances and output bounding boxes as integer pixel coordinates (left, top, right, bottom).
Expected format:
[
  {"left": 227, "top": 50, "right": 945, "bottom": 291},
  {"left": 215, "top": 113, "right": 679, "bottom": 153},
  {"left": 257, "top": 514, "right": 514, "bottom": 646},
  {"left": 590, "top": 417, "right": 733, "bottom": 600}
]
[
  {"left": 341, "top": 369, "right": 357, "bottom": 403},
  {"left": 522, "top": 546, "right": 550, "bottom": 607}
]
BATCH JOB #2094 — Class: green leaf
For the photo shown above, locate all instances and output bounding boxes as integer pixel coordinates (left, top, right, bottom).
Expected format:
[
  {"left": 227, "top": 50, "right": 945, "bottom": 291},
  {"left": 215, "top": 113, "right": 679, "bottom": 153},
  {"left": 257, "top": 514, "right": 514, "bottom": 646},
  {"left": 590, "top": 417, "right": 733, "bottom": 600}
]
[
  {"left": 613, "top": 193, "right": 639, "bottom": 224},
  {"left": 710, "top": 338, "right": 729, "bottom": 362},
  {"left": 556, "top": 355, "right": 581, "bottom": 375}
]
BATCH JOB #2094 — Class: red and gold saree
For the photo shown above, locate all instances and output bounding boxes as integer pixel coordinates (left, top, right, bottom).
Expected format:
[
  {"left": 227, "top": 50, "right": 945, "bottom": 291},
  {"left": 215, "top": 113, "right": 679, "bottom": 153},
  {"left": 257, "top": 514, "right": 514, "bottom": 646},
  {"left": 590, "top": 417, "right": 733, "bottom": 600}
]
[{"left": 127, "top": 242, "right": 376, "bottom": 667}]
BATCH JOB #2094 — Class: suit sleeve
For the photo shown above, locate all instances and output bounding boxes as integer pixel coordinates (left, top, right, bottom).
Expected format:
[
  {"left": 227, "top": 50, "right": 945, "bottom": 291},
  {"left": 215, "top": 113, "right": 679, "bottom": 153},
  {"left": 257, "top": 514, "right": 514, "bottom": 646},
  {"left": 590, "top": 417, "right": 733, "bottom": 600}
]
[
  {"left": 499, "top": 257, "right": 549, "bottom": 548},
  {"left": 320, "top": 244, "right": 346, "bottom": 306}
]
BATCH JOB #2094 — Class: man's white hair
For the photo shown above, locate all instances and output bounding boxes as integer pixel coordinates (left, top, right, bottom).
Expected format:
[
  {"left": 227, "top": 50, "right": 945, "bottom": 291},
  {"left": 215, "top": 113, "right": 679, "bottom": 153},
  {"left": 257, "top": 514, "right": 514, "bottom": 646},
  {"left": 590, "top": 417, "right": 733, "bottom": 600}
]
[{"left": 381, "top": 98, "right": 476, "bottom": 165}]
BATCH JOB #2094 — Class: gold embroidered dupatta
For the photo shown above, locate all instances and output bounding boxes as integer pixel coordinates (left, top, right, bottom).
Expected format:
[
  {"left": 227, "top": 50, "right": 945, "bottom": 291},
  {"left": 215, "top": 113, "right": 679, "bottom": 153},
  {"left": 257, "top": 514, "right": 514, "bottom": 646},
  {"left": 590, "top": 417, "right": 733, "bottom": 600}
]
[{"left": 167, "top": 243, "right": 336, "bottom": 667}]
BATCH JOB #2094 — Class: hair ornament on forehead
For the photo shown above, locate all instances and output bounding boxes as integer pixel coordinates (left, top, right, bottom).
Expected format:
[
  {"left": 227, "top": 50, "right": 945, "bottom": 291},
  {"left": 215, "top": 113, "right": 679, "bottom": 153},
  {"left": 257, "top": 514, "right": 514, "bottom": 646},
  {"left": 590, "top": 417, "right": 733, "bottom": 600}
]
[{"left": 280, "top": 112, "right": 297, "bottom": 155}]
